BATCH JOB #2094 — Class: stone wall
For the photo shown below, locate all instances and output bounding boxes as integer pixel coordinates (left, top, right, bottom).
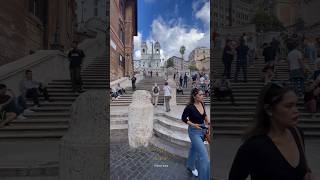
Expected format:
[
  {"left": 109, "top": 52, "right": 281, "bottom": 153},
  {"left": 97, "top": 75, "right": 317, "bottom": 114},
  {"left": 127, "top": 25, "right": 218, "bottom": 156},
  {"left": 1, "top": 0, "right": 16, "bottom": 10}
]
[{"left": 0, "top": 0, "right": 77, "bottom": 66}]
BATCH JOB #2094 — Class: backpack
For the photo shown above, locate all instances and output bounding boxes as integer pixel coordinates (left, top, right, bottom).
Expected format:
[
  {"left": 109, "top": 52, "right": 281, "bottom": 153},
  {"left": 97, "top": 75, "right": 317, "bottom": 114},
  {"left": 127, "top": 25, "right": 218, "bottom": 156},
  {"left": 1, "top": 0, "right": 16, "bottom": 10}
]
[{"left": 153, "top": 86, "right": 159, "bottom": 94}]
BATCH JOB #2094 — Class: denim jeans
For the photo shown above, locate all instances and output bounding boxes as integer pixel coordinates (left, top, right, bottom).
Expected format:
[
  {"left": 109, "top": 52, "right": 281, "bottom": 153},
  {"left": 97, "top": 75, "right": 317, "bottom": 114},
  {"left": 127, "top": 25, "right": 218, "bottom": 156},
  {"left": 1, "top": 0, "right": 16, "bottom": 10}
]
[{"left": 187, "top": 124, "right": 210, "bottom": 180}]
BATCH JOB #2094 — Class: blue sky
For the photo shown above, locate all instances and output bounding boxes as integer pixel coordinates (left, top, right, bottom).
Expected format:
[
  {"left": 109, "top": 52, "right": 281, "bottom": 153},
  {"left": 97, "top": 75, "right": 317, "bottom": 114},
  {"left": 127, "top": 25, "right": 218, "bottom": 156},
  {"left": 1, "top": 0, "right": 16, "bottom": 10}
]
[{"left": 134, "top": 0, "right": 210, "bottom": 61}]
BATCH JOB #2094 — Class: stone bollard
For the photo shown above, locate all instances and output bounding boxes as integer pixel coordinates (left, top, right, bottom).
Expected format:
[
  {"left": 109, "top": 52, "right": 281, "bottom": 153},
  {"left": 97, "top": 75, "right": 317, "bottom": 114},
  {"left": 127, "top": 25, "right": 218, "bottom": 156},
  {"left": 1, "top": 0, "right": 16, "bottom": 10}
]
[
  {"left": 128, "top": 90, "right": 154, "bottom": 148},
  {"left": 59, "top": 90, "right": 107, "bottom": 180}
]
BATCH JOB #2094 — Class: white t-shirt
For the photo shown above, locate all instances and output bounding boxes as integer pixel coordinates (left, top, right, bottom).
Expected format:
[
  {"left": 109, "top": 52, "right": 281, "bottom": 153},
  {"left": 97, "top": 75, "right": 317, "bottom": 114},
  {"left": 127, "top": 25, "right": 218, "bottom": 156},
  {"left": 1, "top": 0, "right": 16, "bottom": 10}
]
[
  {"left": 200, "top": 77, "right": 205, "bottom": 84},
  {"left": 288, "top": 49, "right": 303, "bottom": 70},
  {"left": 163, "top": 85, "right": 171, "bottom": 96}
]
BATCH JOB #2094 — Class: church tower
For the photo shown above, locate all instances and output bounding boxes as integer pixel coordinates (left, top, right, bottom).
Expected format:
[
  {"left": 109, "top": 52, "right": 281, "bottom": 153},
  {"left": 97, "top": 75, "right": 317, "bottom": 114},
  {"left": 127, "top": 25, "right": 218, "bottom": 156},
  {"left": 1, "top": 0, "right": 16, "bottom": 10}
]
[
  {"left": 141, "top": 41, "right": 148, "bottom": 60},
  {"left": 154, "top": 41, "right": 161, "bottom": 60}
]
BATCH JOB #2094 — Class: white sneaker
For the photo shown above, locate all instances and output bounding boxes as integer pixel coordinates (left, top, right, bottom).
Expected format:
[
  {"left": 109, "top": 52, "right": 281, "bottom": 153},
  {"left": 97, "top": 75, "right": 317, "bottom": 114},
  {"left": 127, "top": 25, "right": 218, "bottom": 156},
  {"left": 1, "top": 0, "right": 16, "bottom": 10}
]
[
  {"left": 191, "top": 169, "right": 198, "bottom": 177},
  {"left": 17, "top": 115, "right": 27, "bottom": 120},
  {"left": 23, "top": 109, "right": 34, "bottom": 114}
]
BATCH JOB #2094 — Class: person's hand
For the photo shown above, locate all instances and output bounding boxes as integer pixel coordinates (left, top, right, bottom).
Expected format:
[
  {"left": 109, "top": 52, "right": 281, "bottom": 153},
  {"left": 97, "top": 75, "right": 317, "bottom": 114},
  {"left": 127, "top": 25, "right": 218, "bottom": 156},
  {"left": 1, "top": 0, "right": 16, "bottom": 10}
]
[{"left": 193, "top": 123, "right": 201, "bottom": 129}]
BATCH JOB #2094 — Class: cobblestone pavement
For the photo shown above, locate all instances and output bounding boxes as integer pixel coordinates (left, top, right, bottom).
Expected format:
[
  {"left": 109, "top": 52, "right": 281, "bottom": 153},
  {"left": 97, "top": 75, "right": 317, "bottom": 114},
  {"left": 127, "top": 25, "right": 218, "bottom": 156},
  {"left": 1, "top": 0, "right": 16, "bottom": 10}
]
[{"left": 110, "top": 141, "right": 197, "bottom": 180}]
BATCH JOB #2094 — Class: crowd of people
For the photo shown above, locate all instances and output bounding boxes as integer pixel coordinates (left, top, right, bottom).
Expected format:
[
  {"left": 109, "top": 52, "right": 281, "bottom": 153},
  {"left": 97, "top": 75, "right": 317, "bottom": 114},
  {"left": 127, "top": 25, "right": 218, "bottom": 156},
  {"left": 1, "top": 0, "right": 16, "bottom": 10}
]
[{"left": 219, "top": 32, "right": 320, "bottom": 113}]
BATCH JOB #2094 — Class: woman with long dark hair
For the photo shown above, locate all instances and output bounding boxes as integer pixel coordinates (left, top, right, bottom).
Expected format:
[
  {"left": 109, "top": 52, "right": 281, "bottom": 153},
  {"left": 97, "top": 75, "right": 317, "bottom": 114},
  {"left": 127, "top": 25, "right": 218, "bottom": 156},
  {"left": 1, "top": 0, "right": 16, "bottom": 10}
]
[
  {"left": 229, "top": 82, "right": 314, "bottom": 180},
  {"left": 182, "top": 88, "right": 210, "bottom": 180}
]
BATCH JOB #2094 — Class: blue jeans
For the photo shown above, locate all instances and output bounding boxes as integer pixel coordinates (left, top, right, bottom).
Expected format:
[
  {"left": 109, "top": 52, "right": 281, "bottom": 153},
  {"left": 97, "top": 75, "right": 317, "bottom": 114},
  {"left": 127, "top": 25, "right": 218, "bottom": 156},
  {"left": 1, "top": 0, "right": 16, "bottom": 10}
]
[{"left": 187, "top": 124, "right": 210, "bottom": 180}]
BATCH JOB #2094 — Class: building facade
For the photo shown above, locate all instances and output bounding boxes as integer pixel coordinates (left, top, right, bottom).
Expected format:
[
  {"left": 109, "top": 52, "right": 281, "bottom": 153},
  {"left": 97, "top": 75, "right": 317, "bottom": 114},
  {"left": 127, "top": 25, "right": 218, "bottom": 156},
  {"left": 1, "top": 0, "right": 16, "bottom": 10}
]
[
  {"left": 0, "top": 0, "right": 77, "bottom": 66},
  {"left": 188, "top": 47, "right": 210, "bottom": 71},
  {"left": 134, "top": 41, "right": 162, "bottom": 72},
  {"left": 212, "top": 0, "right": 254, "bottom": 32},
  {"left": 110, "top": 0, "right": 137, "bottom": 81},
  {"left": 75, "top": 0, "right": 107, "bottom": 31},
  {"left": 167, "top": 56, "right": 184, "bottom": 72}
]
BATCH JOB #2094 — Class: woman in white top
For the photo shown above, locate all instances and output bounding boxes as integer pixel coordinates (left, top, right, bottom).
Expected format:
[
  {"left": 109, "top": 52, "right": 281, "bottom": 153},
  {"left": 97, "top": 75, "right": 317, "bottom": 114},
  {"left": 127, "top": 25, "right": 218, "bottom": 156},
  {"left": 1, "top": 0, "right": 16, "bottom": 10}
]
[{"left": 163, "top": 82, "right": 172, "bottom": 112}]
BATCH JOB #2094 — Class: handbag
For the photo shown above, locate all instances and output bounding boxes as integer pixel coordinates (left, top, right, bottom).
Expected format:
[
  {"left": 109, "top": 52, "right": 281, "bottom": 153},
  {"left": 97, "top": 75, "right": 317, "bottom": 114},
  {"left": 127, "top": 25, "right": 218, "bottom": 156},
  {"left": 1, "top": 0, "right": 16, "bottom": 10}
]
[{"left": 294, "top": 128, "right": 315, "bottom": 180}]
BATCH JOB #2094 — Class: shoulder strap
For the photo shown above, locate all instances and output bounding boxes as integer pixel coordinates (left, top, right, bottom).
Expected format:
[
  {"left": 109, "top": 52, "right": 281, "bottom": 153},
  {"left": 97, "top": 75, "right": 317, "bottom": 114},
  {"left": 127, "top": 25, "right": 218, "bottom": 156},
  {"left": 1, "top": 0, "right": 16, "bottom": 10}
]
[{"left": 293, "top": 127, "right": 311, "bottom": 172}]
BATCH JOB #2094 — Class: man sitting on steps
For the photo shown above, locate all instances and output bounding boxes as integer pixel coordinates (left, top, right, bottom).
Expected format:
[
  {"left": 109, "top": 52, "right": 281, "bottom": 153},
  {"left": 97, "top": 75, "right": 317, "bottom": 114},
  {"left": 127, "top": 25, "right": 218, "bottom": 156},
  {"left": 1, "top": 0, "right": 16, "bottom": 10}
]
[
  {"left": 0, "top": 84, "right": 18, "bottom": 127},
  {"left": 20, "top": 70, "right": 53, "bottom": 108},
  {"left": 213, "top": 77, "right": 238, "bottom": 106}
]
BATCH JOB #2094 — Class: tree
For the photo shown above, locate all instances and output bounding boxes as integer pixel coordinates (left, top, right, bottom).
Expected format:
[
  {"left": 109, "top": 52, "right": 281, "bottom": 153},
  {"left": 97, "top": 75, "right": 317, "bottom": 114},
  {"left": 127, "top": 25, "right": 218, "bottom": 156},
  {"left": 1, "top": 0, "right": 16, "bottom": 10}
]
[
  {"left": 166, "top": 58, "right": 174, "bottom": 68},
  {"left": 180, "top": 46, "right": 186, "bottom": 70},
  {"left": 188, "top": 64, "right": 198, "bottom": 71}
]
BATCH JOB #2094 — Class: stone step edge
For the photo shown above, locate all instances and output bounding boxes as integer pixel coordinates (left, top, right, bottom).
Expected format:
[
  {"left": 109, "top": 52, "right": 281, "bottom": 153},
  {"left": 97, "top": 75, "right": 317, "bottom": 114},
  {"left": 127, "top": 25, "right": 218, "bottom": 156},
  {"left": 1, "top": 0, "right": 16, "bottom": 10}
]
[{"left": 0, "top": 161, "right": 58, "bottom": 177}]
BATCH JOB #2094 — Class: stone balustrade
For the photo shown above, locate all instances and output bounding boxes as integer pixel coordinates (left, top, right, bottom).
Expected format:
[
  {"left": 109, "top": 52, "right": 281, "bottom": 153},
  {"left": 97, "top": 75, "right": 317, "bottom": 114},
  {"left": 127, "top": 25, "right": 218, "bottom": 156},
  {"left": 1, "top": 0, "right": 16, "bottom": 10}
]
[{"left": 0, "top": 33, "right": 106, "bottom": 95}]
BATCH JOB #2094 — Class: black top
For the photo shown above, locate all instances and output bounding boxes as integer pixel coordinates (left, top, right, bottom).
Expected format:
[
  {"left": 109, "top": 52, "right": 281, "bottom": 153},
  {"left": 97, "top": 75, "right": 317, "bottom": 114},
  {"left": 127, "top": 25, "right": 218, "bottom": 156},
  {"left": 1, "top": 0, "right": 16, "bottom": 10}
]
[
  {"left": 312, "top": 70, "right": 320, "bottom": 80},
  {"left": 263, "top": 46, "right": 276, "bottom": 63},
  {"left": 68, "top": 48, "right": 85, "bottom": 68},
  {"left": 229, "top": 128, "right": 308, "bottom": 180},
  {"left": 131, "top": 77, "right": 136, "bottom": 83},
  {"left": 236, "top": 45, "right": 249, "bottom": 60},
  {"left": 223, "top": 45, "right": 233, "bottom": 62},
  {"left": 181, "top": 103, "right": 206, "bottom": 124}
]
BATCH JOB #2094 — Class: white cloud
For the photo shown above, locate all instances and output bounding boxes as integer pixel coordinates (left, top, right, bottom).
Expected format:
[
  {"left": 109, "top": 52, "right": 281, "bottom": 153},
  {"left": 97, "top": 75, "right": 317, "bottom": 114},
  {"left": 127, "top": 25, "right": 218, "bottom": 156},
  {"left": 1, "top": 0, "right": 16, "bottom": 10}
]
[
  {"left": 195, "top": 1, "right": 210, "bottom": 25},
  {"left": 148, "top": 16, "right": 209, "bottom": 61},
  {"left": 133, "top": 32, "right": 142, "bottom": 60},
  {"left": 192, "top": 0, "right": 207, "bottom": 13},
  {"left": 133, "top": 1, "right": 210, "bottom": 64}
]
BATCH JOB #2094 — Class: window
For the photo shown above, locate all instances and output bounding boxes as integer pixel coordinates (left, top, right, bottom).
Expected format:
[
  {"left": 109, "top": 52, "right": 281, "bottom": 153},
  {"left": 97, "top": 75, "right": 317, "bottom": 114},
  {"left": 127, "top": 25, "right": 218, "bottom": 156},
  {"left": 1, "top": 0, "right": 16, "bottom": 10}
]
[
  {"left": 120, "top": 0, "right": 125, "bottom": 18},
  {"left": 119, "top": 54, "right": 125, "bottom": 67},
  {"left": 143, "top": 49, "right": 145, "bottom": 53},
  {"left": 119, "top": 24, "right": 125, "bottom": 44},
  {"left": 29, "top": 0, "right": 39, "bottom": 17}
]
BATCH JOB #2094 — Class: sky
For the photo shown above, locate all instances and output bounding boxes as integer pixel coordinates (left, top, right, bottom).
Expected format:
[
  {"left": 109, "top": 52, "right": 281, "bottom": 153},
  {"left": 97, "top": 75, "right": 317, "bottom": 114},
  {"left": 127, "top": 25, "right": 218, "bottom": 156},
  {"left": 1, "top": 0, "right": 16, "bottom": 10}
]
[{"left": 133, "top": 0, "right": 210, "bottom": 62}]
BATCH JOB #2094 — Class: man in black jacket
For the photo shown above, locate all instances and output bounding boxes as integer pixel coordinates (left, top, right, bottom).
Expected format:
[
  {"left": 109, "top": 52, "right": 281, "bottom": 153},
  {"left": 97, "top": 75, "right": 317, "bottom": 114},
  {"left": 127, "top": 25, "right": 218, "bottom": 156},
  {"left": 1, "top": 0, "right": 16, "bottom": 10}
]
[{"left": 68, "top": 41, "right": 85, "bottom": 93}]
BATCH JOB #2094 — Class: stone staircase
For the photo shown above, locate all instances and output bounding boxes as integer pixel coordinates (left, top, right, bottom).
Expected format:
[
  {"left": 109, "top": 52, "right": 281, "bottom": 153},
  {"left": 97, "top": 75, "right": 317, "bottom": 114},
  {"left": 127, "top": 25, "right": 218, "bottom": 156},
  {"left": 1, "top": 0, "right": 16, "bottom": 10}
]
[
  {"left": 0, "top": 57, "right": 108, "bottom": 140},
  {"left": 110, "top": 76, "right": 210, "bottom": 106},
  {"left": 110, "top": 75, "right": 211, "bottom": 158},
  {"left": 212, "top": 49, "right": 320, "bottom": 137}
]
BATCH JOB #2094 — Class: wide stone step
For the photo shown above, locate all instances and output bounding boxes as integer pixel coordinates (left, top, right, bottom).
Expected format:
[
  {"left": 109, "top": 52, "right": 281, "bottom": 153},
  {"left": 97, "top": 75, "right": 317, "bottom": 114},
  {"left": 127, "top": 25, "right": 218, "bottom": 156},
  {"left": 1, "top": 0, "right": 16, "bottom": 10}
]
[
  {"left": 153, "top": 123, "right": 190, "bottom": 147},
  {"left": 212, "top": 112, "right": 320, "bottom": 118},
  {"left": 47, "top": 86, "right": 107, "bottom": 89},
  {"left": 52, "top": 79, "right": 107, "bottom": 82},
  {"left": 212, "top": 123, "right": 320, "bottom": 131},
  {"left": 11, "top": 118, "right": 69, "bottom": 126},
  {"left": 0, "top": 161, "right": 58, "bottom": 177},
  {"left": 48, "top": 82, "right": 107, "bottom": 85},
  {"left": 28, "top": 106, "right": 70, "bottom": 112},
  {"left": 23, "top": 112, "right": 69, "bottom": 118},
  {"left": 26, "top": 102, "right": 72, "bottom": 107},
  {"left": 0, "top": 124, "right": 68, "bottom": 130},
  {"left": 0, "top": 131, "right": 65, "bottom": 139}
]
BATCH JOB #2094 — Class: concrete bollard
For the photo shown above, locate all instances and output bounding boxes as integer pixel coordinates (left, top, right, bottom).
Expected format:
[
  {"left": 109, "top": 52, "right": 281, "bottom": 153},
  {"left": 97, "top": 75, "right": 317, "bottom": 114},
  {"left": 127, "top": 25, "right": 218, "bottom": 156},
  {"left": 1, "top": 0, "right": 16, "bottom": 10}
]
[
  {"left": 59, "top": 90, "right": 107, "bottom": 180},
  {"left": 128, "top": 90, "right": 154, "bottom": 148}
]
